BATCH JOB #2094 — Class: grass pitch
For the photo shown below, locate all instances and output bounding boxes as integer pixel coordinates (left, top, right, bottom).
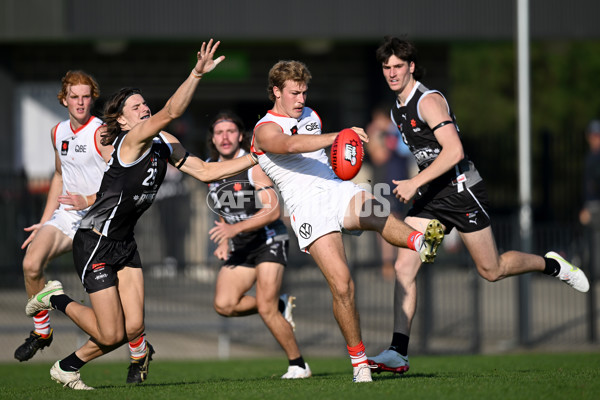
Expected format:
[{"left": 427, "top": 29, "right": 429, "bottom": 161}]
[{"left": 1, "top": 353, "right": 598, "bottom": 400}]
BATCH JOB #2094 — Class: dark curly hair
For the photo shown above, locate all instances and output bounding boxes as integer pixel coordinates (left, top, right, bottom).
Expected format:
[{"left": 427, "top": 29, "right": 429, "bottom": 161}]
[{"left": 101, "top": 87, "right": 142, "bottom": 146}]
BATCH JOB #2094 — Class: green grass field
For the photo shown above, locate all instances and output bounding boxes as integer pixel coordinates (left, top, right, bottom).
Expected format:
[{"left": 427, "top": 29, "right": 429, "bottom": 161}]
[{"left": 1, "top": 353, "right": 598, "bottom": 400}]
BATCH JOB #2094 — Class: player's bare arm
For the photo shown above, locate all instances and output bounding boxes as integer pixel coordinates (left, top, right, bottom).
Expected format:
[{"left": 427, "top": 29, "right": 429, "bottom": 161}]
[
  {"left": 208, "top": 165, "right": 280, "bottom": 244},
  {"left": 393, "top": 93, "right": 464, "bottom": 203},
  {"left": 22, "top": 129, "right": 65, "bottom": 249},
  {"left": 254, "top": 124, "right": 367, "bottom": 154},
  {"left": 122, "top": 39, "right": 225, "bottom": 162},
  {"left": 96, "top": 125, "right": 114, "bottom": 163},
  {"left": 164, "top": 132, "right": 256, "bottom": 183},
  {"left": 212, "top": 220, "right": 230, "bottom": 260}
]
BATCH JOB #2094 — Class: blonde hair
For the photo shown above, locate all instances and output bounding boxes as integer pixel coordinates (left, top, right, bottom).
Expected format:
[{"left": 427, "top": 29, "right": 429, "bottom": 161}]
[{"left": 267, "top": 60, "right": 312, "bottom": 102}]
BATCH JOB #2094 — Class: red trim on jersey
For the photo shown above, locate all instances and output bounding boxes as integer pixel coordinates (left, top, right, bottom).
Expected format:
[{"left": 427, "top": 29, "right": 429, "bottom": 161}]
[
  {"left": 52, "top": 123, "right": 60, "bottom": 149},
  {"left": 312, "top": 109, "right": 323, "bottom": 128},
  {"left": 251, "top": 120, "right": 284, "bottom": 155},
  {"left": 71, "top": 115, "right": 95, "bottom": 134},
  {"left": 266, "top": 110, "right": 291, "bottom": 118},
  {"left": 93, "top": 125, "right": 104, "bottom": 157}
]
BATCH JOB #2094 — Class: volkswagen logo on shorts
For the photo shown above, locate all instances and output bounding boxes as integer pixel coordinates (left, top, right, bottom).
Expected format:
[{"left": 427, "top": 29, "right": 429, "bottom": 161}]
[{"left": 299, "top": 223, "right": 312, "bottom": 239}]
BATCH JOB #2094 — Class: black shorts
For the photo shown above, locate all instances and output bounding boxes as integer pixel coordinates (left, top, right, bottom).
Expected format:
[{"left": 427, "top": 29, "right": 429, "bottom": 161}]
[
  {"left": 73, "top": 229, "right": 142, "bottom": 293},
  {"left": 224, "top": 239, "right": 289, "bottom": 268},
  {"left": 407, "top": 181, "right": 491, "bottom": 233}
]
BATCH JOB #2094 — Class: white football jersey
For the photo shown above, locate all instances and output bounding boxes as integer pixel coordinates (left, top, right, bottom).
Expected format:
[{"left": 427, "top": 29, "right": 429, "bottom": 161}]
[
  {"left": 252, "top": 108, "right": 340, "bottom": 213},
  {"left": 53, "top": 116, "right": 106, "bottom": 215}
]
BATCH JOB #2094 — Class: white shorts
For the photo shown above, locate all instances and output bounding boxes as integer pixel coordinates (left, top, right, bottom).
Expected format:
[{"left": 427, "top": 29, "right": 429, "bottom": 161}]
[
  {"left": 289, "top": 180, "right": 365, "bottom": 252},
  {"left": 43, "top": 208, "right": 84, "bottom": 240}
]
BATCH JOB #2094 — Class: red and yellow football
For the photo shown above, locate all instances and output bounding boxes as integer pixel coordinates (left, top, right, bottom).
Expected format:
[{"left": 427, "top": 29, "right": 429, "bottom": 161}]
[{"left": 330, "top": 128, "right": 364, "bottom": 180}]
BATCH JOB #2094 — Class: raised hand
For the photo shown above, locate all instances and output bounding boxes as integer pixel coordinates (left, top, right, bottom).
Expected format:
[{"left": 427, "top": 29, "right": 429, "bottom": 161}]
[{"left": 193, "top": 39, "right": 225, "bottom": 76}]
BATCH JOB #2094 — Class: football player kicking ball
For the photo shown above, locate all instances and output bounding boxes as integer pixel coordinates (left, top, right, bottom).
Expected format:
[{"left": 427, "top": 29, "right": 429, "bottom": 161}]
[
  {"left": 251, "top": 60, "right": 444, "bottom": 383},
  {"left": 367, "top": 36, "right": 590, "bottom": 375}
]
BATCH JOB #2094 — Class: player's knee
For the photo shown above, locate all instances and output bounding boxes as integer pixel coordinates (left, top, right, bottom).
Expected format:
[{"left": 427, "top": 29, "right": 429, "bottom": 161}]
[
  {"left": 213, "top": 299, "right": 234, "bottom": 317},
  {"left": 393, "top": 257, "right": 420, "bottom": 282},
  {"left": 256, "top": 298, "right": 277, "bottom": 318},
  {"left": 22, "top": 255, "right": 43, "bottom": 280},
  {"left": 96, "top": 331, "right": 126, "bottom": 347},
  {"left": 330, "top": 279, "right": 355, "bottom": 303},
  {"left": 477, "top": 264, "right": 503, "bottom": 282}
]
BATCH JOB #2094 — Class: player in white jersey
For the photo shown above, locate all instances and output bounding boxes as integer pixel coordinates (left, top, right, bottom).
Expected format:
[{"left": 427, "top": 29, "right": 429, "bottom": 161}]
[
  {"left": 252, "top": 60, "right": 445, "bottom": 382},
  {"left": 15, "top": 71, "right": 113, "bottom": 362}
]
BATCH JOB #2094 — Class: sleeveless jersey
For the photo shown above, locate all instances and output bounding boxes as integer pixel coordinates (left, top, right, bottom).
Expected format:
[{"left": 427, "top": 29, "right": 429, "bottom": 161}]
[
  {"left": 252, "top": 108, "right": 340, "bottom": 213},
  {"left": 207, "top": 149, "right": 287, "bottom": 250},
  {"left": 53, "top": 116, "right": 106, "bottom": 216},
  {"left": 391, "top": 82, "right": 482, "bottom": 199},
  {"left": 80, "top": 131, "right": 172, "bottom": 240}
]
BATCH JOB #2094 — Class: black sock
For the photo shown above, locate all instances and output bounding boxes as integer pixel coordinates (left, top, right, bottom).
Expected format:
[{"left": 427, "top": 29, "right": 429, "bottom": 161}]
[
  {"left": 59, "top": 352, "right": 86, "bottom": 372},
  {"left": 278, "top": 299, "right": 285, "bottom": 313},
  {"left": 543, "top": 257, "right": 561, "bottom": 277},
  {"left": 50, "top": 294, "right": 74, "bottom": 314},
  {"left": 389, "top": 332, "right": 409, "bottom": 356},
  {"left": 289, "top": 356, "right": 306, "bottom": 369}
]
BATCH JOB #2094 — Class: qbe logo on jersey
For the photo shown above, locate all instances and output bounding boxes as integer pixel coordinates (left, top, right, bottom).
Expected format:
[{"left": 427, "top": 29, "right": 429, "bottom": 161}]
[{"left": 344, "top": 141, "right": 359, "bottom": 166}]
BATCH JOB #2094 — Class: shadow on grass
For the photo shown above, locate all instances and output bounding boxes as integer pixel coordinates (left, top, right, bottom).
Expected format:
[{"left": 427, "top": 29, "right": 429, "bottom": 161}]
[{"left": 371, "top": 372, "right": 437, "bottom": 381}]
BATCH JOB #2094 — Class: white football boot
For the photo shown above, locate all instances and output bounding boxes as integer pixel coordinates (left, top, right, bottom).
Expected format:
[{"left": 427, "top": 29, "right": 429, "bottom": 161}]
[
  {"left": 50, "top": 361, "right": 94, "bottom": 390},
  {"left": 26, "top": 280, "right": 64, "bottom": 317},
  {"left": 352, "top": 363, "right": 374, "bottom": 382},
  {"left": 281, "top": 363, "right": 312, "bottom": 379},
  {"left": 367, "top": 349, "right": 410, "bottom": 374},
  {"left": 545, "top": 251, "right": 590, "bottom": 292}
]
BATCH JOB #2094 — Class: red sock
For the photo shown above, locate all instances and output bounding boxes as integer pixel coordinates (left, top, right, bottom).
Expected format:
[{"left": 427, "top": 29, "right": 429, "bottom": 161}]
[
  {"left": 33, "top": 310, "right": 51, "bottom": 337},
  {"left": 129, "top": 335, "right": 147, "bottom": 360},
  {"left": 407, "top": 231, "right": 423, "bottom": 251},
  {"left": 347, "top": 341, "right": 368, "bottom": 367}
]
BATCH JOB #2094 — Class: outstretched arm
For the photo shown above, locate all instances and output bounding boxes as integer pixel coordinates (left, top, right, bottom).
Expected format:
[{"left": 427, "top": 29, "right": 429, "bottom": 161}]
[
  {"left": 162, "top": 132, "right": 257, "bottom": 183},
  {"left": 122, "top": 39, "right": 225, "bottom": 160},
  {"left": 254, "top": 123, "right": 368, "bottom": 154}
]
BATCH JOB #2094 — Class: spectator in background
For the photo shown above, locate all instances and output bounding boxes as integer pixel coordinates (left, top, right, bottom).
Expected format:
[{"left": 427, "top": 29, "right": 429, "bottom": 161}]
[{"left": 365, "top": 105, "right": 414, "bottom": 280}]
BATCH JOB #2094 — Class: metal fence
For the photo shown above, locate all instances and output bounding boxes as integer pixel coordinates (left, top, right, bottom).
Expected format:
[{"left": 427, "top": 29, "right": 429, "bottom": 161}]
[{"left": 0, "top": 173, "right": 598, "bottom": 362}]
